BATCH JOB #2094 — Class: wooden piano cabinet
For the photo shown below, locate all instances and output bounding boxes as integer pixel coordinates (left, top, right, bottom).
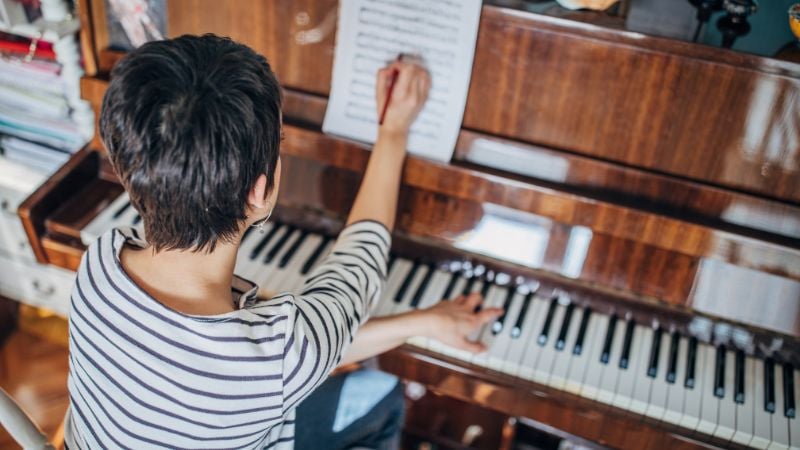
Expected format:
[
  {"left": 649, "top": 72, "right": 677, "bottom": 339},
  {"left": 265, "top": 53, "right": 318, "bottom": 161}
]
[
  {"left": 379, "top": 346, "right": 743, "bottom": 450},
  {"left": 162, "top": 1, "right": 800, "bottom": 203},
  {"left": 402, "top": 390, "right": 514, "bottom": 450},
  {"left": 17, "top": 1, "right": 798, "bottom": 448}
]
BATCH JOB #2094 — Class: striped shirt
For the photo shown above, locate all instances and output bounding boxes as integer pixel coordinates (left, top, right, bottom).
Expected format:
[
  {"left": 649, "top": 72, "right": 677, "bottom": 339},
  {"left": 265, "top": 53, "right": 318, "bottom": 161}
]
[{"left": 64, "top": 221, "right": 390, "bottom": 449}]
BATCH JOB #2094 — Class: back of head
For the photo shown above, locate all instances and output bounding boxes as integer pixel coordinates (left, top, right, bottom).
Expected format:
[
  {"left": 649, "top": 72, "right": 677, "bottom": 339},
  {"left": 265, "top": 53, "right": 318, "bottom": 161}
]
[{"left": 100, "top": 34, "right": 281, "bottom": 252}]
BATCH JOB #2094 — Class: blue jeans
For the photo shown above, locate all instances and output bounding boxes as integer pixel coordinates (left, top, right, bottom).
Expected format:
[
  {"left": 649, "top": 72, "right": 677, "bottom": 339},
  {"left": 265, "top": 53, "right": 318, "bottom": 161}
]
[{"left": 294, "top": 369, "right": 404, "bottom": 450}]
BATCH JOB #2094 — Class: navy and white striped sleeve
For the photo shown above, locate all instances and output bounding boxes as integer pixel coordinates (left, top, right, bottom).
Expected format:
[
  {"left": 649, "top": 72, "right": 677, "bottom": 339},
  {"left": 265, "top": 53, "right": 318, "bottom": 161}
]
[{"left": 280, "top": 220, "right": 391, "bottom": 411}]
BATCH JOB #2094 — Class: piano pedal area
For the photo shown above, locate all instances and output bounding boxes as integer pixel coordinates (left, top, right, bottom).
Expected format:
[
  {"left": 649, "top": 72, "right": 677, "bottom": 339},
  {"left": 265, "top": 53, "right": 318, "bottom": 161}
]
[{"left": 78, "top": 193, "right": 800, "bottom": 450}]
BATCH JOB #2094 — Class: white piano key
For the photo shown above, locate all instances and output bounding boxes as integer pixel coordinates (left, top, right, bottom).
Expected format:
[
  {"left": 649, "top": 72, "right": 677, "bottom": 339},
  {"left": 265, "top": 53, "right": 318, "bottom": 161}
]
[
  {"left": 629, "top": 327, "right": 654, "bottom": 415},
  {"left": 415, "top": 270, "right": 451, "bottom": 310},
  {"left": 263, "top": 229, "right": 304, "bottom": 293},
  {"left": 297, "top": 239, "right": 335, "bottom": 289},
  {"left": 253, "top": 226, "right": 294, "bottom": 295},
  {"left": 373, "top": 259, "right": 412, "bottom": 317},
  {"left": 663, "top": 336, "right": 689, "bottom": 425},
  {"left": 596, "top": 318, "right": 625, "bottom": 405},
  {"left": 406, "top": 269, "right": 450, "bottom": 349},
  {"left": 771, "top": 365, "right": 791, "bottom": 450},
  {"left": 118, "top": 202, "right": 141, "bottom": 228},
  {"left": 469, "top": 286, "right": 507, "bottom": 367},
  {"left": 564, "top": 313, "right": 600, "bottom": 395},
  {"left": 235, "top": 227, "right": 268, "bottom": 280},
  {"left": 580, "top": 314, "right": 610, "bottom": 401},
  {"left": 752, "top": 358, "right": 773, "bottom": 449},
  {"left": 697, "top": 344, "right": 720, "bottom": 436},
  {"left": 435, "top": 276, "right": 494, "bottom": 361},
  {"left": 530, "top": 303, "right": 566, "bottom": 386},
  {"left": 463, "top": 279, "right": 487, "bottom": 347},
  {"left": 389, "top": 263, "right": 428, "bottom": 316},
  {"left": 548, "top": 305, "right": 583, "bottom": 390},
  {"left": 680, "top": 340, "right": 705, "bottom": 431},
  {"left": 282, "top": 234, "right": 323, "bottom": 291},
  {"left": 645, "top": 329, "right": 672, "bottom": 420},
  {"left": 613, "top": 324, "right": 645, "bottom": 410},
  {"left": 240, "top": 222, "right": 278, "bottom": 280},
  {"left": 486, "top": 290, "right": 525, "bottom": 373},
  {"left": 517, "top": 296, "right": 551, "bottom": 382},
  {"left": 713, "top": 348, "right": 737, "bottom": 441},
  {"left": 503, "top": 294, "right": 542, "bottom": 377},
  {"left": 732, "top": 356, "right": 757, "bottom": 446}
]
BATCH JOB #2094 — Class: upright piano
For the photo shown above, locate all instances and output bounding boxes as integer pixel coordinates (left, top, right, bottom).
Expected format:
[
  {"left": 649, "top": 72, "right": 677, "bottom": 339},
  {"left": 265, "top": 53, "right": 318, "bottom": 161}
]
[{"left": 18, "top": 1, "right": 800, "bottom": 448}]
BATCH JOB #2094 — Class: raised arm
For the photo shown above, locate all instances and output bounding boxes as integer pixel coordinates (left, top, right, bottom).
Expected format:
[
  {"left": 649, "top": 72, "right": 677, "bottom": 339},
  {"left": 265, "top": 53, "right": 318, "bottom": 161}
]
[
  {"left": 278, "top": 62, "right": 430, "bottom": 412},
  {"left": 345, "top": 61, "right": 431, "bottom": 230}
]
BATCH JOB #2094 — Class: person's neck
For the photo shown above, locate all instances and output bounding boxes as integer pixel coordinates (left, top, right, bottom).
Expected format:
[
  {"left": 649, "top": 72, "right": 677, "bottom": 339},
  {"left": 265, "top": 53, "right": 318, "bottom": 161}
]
[{"left": 121, "top": 230, "right": 245, "bottom": 316}]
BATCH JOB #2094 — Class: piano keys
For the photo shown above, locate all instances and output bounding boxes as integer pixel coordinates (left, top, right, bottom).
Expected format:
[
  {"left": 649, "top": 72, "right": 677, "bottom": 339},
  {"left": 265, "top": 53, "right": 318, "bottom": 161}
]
[
  {"left": 16, "top": 1, "right": 800, "bottom": 448},
  {"left": 79, "top": 191, "right": 800, "bottom": 449}
]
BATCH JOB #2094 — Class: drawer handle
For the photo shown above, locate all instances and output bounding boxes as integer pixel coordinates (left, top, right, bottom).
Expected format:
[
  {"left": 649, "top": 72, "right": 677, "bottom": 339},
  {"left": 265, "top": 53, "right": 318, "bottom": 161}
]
[
  {"left": 32, "top": 280, "right": 56, "bottom": 297},
  {"left": 0, "top": 199, "right": 15, "bottom": 216}
]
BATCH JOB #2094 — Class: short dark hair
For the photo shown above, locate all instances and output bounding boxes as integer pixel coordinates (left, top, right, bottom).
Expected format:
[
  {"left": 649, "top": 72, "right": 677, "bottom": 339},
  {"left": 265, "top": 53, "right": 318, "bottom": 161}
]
[{"left": 100, "top": 34, "right": 281, "bottom": 252}]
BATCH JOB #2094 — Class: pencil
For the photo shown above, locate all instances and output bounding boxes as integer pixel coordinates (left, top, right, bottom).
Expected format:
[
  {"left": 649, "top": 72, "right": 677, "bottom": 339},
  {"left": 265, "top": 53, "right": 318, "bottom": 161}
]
[{"left": 378, "top": 53, "right": 404, "bottom": 126}]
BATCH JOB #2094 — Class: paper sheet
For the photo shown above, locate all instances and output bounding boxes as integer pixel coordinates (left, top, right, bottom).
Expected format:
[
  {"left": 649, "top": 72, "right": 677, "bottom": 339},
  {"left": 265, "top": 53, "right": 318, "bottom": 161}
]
[{"left": 322, "top": 0, "right": 482, "bottom": 162}]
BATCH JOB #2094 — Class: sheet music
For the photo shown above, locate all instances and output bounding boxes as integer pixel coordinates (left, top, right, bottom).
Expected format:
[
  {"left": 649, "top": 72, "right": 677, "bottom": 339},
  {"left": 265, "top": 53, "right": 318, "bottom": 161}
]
[{"left": 322, "top": 0, "right": 482, "bottom": 162}]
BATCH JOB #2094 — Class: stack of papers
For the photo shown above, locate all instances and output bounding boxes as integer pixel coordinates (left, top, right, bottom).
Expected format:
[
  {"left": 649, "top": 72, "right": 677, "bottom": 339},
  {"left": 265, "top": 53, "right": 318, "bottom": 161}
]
[{"left": 0, "top": 53, "right": 84, "bottom": 173}]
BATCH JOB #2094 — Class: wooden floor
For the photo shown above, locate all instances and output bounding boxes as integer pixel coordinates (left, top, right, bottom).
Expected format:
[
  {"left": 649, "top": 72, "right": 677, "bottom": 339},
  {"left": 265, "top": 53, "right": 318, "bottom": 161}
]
[{"left": 0, "top": 330, "right": 69, "bottom": 449}]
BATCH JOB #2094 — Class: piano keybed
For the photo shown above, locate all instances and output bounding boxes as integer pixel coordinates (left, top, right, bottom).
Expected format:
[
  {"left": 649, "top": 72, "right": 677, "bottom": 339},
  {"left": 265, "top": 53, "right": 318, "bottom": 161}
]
[{"left": 82, "top": 193, "right": 800, "bottom": 449}]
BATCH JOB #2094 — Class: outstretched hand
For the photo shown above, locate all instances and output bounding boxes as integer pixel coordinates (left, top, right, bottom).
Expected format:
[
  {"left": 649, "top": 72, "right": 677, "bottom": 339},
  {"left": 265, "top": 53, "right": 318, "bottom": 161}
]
[{"left": 420, "top": 292, "right": 503, "bottom": 353}]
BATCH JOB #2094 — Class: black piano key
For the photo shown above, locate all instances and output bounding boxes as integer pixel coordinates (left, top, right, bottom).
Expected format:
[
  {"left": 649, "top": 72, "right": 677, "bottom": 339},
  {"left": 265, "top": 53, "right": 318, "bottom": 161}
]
[
  {"left": 555, "top": 303, "right": 575, "bottom": 351},
  {"left": 492, "top": 287, "right": 517, "bottom": 335},
  {"left": 537, "top": 296, "right": 558, "bottom": 346},
  {"left": 461, "top": 275, "right": 477, "bottom": 296},
  {"left": 264, "top": 225, "right": 295, "bottom": 263},
  {"left": 647, "top": 327, "right": 663, "bottom": 378},
  {"left": 300, "top": 237, "right": 330, "bottom": 275},
  {"left": 112, "top": 201, "right": 131, "bottom": 219},
  {"left": 394, "top": 261, "right": 420, "bottom": 303},
  {"left": 600, "top": 314, "right": 618, "bottom": 364},
  {"left": 511, "top": 292, "right": 534, "bottom": 339},
  {"left": 278, "top": 231, "right": 308, "bottom": 268},
  {"left": 783, "top": 363, "right": 795, "bottom": 418},
  {"left": 250, "top": 223, "right": 282, "bottom": 260},
  {"left": 572, "top": 308, "right": 592, "bottom": 355},
  {"left": 734, "top": 349, "right": 745, "bottom": 404},
  {"left": 713, "top": 344, "right": 726, "bottom": 398},
  {"left": 480, "top": 276, "right": 493, "bottom": 299},
  {"left": 665, "top": 331, "right": 679, "bottom": 382},
  {"left": 765, "top": 358, "right": 776, "bottom": 413},
  {"left": 132, "top": 214, "right": 142, "bottom": 225},
  {"left": 442, "top": 271, "right": 460, "bottom": 300},
  {"left": 409, "top": 264, "right": 434, "bottom": 309},
  {"left": 619, "top": 319, "right": 636, "bottom": 370},
  {"left": 685, "top": 336, "right": 698, "bottom": 389}
]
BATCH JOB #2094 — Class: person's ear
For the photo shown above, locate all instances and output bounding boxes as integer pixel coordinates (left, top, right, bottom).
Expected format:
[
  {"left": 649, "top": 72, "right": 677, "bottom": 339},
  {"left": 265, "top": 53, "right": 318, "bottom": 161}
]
[{"left": 247, "top": 174, "right": 269, "bottom": 211}]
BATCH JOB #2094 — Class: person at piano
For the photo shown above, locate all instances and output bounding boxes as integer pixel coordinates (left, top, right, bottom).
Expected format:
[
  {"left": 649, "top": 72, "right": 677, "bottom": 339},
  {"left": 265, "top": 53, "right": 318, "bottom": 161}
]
[{"left": 64, "top": 34, "right": 502, "bottom": 450}]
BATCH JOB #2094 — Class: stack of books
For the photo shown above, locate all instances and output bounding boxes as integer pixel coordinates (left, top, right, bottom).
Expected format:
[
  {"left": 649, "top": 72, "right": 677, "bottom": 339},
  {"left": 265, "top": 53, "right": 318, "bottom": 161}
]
[{"left": 0, "top": 32, "right": 85, "bottom": 174}]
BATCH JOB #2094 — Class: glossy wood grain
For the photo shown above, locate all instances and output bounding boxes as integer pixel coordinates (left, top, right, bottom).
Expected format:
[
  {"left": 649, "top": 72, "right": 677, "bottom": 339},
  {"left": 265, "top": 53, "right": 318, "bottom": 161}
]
[
  {"left": 463, "top": 8, "right": 800, "bottom": 203},
  {"left": 19, "top": 2, "right": 800, "bottom": 448},
  {"left": 0, "top": 331, "right": 68, "bottom": 449},
  {"left": 378, "top": 346, "right": 743, "bottom": 450},
  {"left": 280, "top": 125, "right": 800, "bottom": 283},
  {"left": 159, "top": 2, "right": 800, "bottom": 203}
]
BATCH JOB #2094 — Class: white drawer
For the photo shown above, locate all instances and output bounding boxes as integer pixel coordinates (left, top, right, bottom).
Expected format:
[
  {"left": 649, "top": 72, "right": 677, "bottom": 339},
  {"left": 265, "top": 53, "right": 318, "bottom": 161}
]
[
  {"left": 0, "top": 204, "right": 35, "bottom": 261},
  {"left": 0, "top": 255, "right": 75, "bottom": 316}
]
